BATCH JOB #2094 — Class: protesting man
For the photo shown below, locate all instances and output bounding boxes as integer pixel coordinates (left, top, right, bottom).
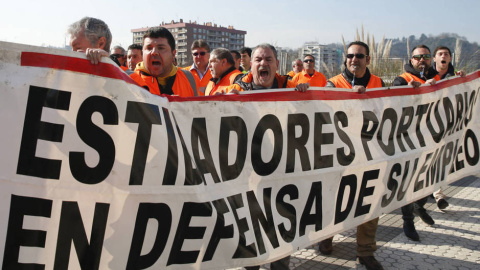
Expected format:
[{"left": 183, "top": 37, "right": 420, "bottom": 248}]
[
  {"left": 126, "top": 44, "right": 143, "bottom": 75},
  {"left": 68, "top": 17, "right": 112, "bottom": 64},
  {"left": 130, "top": 27, "right": 197, "bottom": 97},
  {"left": 433, "top": 46, "right": 466, "bottom": 79},
  {"left": 240, "top": 47, "right": 252, "bottom": 73},
  {"left": 205, "top": 48, "right": 243, "bottom": 96},
  {"left": 291, "top": 54, "right": 327, "bottom": 86},
  {"left": 224, "top": 43, "right": 307, "bottom": 270},
  {"left": 110, "top": 45, "right": 128, "bottom": 71},
  {"left": 225, "top": 44, "right": 309, "bottom": 93},
  {"left": 230, "top": 50, "right": 244, "bottom": 72},
  {"left": 393, "top": 45, "right": 440, "bottom": 241},
  {"left": 286, "top": 59, "right": 304, "bottom": 79},
  {"left": 393, "top": 45, "right": 440, "bottom": 88},
  {"left": 319, "top": 41, "right": 384, "bottom": 270},
  {"left": 184, "top": 40, "right": 212, "bottom": 95}
]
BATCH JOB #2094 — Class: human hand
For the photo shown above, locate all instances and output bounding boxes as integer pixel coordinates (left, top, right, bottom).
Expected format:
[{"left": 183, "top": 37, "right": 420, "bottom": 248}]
[
  {"left": 455, "top": 70, "right": 466, "bottom": 77},
  {"left": 408, "top": 79, "right": 422, "bottom": 89},
  {"left": 85, "top": 48, "right": 108, "bottom": 65},
  {"left": 353, "top": 85, "right": 366, "bottom": 94},
  {"left": 295, "top": 83, "right": 309, "bottom": 92},
  {"left": 425, "top": 78, "right": 436, "bottom": 86}
]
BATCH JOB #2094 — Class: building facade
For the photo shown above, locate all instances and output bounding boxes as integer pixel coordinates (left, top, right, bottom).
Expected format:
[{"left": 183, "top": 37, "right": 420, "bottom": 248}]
[
  {"left": 301, "top": 42, "right": 341, "bottom": 76},
  {"left": 131, "top": 19, "right": 246, "bottom": 67}
]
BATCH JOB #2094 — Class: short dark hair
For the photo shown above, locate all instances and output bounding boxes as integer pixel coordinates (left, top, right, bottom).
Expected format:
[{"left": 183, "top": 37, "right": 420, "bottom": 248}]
[
  {"left": 128, "top": 44, "right": 142, "bottom": 51},
  {"left": 230, "top": 50, "right": 241, "bottom": 60},
  {"left": 212, "top": 48, "right": 235, "bottom": 66},
  {"left": 143, "top": 27, "right": 175, "bottom": 51},
  {"left": 411, "top": 44, "right": 431, "bottom": 54},
  {"left": 347, "top": 41, "right": 370, "bottom": 56},
  {"left": 433, "top": 46, "right": 452, "bottom": 56},
  {"left": 191, "top": 39, "right": 211, "bottom": 52},
  {"left": 240, "top": 47, "right": 252, "bottom": 57},
  {"left": 304, "top": 54, "right": 315, "bottom": 61}
]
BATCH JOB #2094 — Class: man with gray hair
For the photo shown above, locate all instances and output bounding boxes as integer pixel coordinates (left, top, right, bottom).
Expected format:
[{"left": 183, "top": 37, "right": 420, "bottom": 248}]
[
  {"left": 225, "top": 43, "right": 309, "bottom": 93},
  {"left": 205, "top": 48, "right": 242, "bottom": 96},
  {"left": 68, "top": 17, "right": 112, "bottom": 64},
  {"left": 110, "top": 45, "right": 128, "bottom": 71},
  {"left": 286, "top": 59, "right": 303, "bottom": 79}
]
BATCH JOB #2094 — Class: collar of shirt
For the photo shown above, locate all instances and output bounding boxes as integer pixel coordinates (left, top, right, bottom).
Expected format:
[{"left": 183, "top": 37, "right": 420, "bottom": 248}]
[{"left": 190, "top": 63, "right": 208, "bottom": 80}]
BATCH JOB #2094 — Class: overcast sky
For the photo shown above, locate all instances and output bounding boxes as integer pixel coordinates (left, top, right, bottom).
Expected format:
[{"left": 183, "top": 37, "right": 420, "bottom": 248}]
[{"left": 1, "top": 0, "right": 478, "bottom": 50}]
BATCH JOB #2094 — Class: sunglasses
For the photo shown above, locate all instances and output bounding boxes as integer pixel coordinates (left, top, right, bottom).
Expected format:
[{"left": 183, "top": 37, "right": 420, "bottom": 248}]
[
  {"left": 110, "top": 54, "right": 125, "bottom": 58},
  {"left": 193, "top": 51, "right": 207, "bottom": 56},
  {"left": 412, "top": 54, "right": 431, "bottom": 60},
  {"left": 303, "top": 59, "right": 314, "bottom": 63},
  {"left": 346, "top": 53, "right": 366, "bottom": 59}
]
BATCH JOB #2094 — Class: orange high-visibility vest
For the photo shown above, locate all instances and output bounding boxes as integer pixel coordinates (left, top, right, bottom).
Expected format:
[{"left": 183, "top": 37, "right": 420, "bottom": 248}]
[
  {"left": 130, "top": 69, "right": 197, "bottom": 97},
  {"left": 329, "top": 74, "right": 383, "bottom": 89}
]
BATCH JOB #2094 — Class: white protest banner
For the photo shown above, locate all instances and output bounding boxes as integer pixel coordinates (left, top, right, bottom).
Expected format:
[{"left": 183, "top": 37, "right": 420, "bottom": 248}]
[{"left": 1, "top": 41, "right": 479, "bottom": 269}]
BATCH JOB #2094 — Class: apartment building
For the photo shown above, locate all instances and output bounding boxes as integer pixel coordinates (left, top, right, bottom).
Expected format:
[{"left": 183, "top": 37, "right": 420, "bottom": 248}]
[
  {"left": 131, "top": 19, "right": 246, "bottom": 67},
  {"left": 301, "top": 42, "right": 341, "bottom": 74}
]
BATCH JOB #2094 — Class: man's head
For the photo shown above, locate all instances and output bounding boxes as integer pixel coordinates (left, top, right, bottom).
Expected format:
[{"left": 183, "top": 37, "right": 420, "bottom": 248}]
[
  {"left": 111, "top": 46, "right": 126, "bottom": 66},
  {"left": 209, "top": 48, "right": 235, "bottom": 79},
  {"left": 433, "top": 46, "right": 452, "bottom": 71},
  {"left": 292, "top": 59, "right": 303, "bottom": 74},
  {"left": 68, "top": 17, "right": 112, "bottom": 52},
  {"left": 410, "top": 45, "right": 432, "bottom": 72},
  {"left": 230, "top": 50, "right": 242, "bottom": 69},
  {"left": 303, "top": 54, "right": 315, "bottom": 73},
  {"left": 191, "top": 39, "right": 211, "bottom": 70},
  {"left": 240, "top": 47, "right": 252, "bottom": 71},
  {"left": 127, "top": 44, "right": 143, "bottom": 70},
  {"left": 251, "top": 44, "right": 279, "bottom": 88},
  {"left": 346, "top": 41, "right": 370, "bottom": 77},
  {"left": 142, "top": 27, "right": 176, "bottom": 77}
]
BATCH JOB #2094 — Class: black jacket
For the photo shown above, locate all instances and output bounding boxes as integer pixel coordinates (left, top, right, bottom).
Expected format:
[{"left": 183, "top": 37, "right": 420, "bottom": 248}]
[{"left": 392, "top": 61, "right": 438, "bottom": 86}]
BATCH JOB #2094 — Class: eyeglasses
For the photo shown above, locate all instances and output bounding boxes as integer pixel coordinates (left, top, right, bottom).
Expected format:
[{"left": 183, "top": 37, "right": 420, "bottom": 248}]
[
  {"left": 193, "top": 51, "right": 207, "bottom": 56},
  {"left": 346, "top": 53, "right": 366, "bottom": 59},
  {"left": 412, "top": 54, "right": 431, "bottom": 60},
  {"left": 110, "top": 54, "right": 125, "bottom": 58},
  {"left": 303, "top": 59, "right": 314, "bottom": 63}
]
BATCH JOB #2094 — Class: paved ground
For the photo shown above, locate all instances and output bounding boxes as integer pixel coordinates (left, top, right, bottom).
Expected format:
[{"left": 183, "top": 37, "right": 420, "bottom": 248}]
[{"left": 232, "top": 175, "right": 480, "bottom": 270}]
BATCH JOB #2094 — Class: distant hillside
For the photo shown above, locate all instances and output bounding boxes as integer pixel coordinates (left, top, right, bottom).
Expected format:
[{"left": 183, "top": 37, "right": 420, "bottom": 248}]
[{"left": 339, "top": 33, "right": 480, "bottom": 72}]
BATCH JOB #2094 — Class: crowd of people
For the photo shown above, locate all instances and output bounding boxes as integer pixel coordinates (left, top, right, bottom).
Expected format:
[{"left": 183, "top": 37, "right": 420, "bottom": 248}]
[{"left": 66, "top": 16, "right": 467, "bottom": 270}]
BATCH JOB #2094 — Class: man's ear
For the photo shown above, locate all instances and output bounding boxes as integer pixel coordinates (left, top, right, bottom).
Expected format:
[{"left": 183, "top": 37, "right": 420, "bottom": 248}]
[
  {"left": 97, "top": 36, "right": 107, "bottom": 50},
  {"left": 366, "top": 55, "right": 371, "bottom": 65}
]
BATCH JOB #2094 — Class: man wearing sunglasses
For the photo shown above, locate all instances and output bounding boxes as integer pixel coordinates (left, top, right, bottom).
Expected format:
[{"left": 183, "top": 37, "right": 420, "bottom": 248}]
[
  {"left": 291, "top": 55, "right": 327, "bottom": 87},
  {"left": 110, "top": 45, "right": 128, "bottom": 72},
  {"left": 392, "top": 45, "right": 440, "bottom": 242},
  {"left": 184, "top": 40, "right": 212, "bottom": 95},
  {"left": 130, "top": 27, "right": 197, "bottom": 97},
  {"left": 393, "top": 45, "right": 440, "bottom": 88},
  {"left": 326, "top": 41, "right": 384, "bottom": 93},
  {"left": 319, "top": 41, "right": 384, "bottom": 270}
]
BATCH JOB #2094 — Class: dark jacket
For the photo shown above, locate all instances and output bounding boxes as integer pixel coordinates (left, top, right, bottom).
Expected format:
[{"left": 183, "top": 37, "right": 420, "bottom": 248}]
[
  {"left": 326, "top": 67, "right": 385, "bottom": 88},
  {"left": 393, "top": 62, "right": 439, "bottom": 86},
  {"left": 433, "top": 62, "right": 456, "bottom": 79}
]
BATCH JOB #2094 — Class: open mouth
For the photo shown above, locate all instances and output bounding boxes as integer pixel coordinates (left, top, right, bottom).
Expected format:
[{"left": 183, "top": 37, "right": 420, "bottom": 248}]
[
  {"left": 259, "top": 70, "right": 269, "bottom": 78},
  {"left": 441, "top": 60, "right": 447, "bottom": 64},
  {"left": 152, "top": 61, "right": 161, "bottom": 66}
]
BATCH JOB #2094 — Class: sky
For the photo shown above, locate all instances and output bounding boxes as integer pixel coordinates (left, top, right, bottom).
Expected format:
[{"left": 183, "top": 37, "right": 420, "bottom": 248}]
[{"left": 1, "top": 0, "right": 479, "bottom": 50}]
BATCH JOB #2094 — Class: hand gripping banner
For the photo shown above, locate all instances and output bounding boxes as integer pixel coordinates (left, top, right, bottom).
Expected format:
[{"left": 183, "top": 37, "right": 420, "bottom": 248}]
[{"left": 0, "top": 41, "right": 479, "bottom": 269}]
